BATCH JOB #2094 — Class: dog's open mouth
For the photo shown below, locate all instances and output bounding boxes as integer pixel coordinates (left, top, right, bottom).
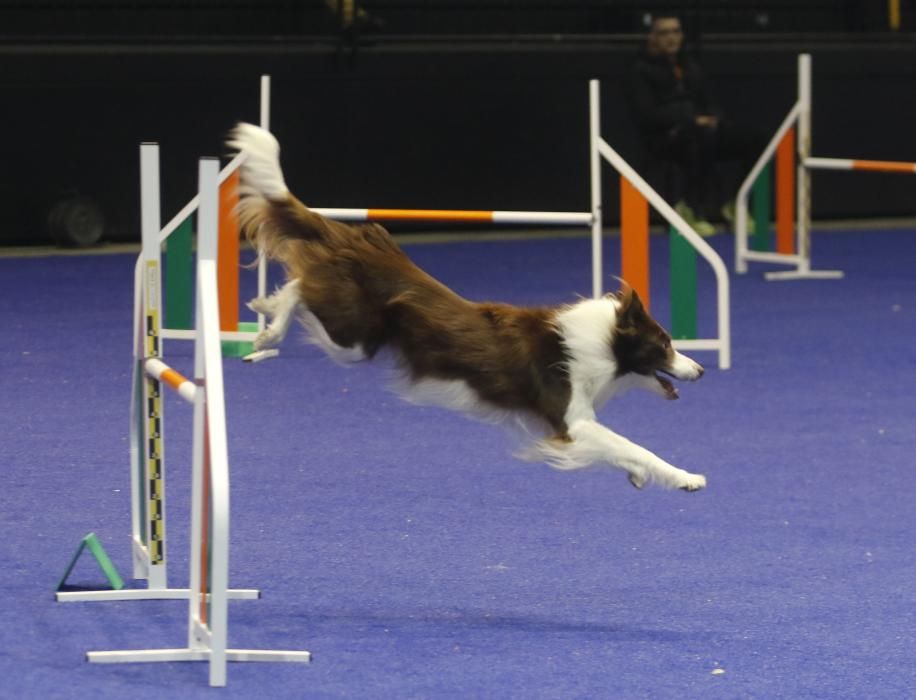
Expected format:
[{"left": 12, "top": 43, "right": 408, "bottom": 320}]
[{"left": 655, "top": 372, "right": 679, "bottom": 400}]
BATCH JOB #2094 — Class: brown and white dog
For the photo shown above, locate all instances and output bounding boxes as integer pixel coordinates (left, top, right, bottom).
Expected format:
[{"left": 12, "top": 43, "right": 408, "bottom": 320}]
[{"left": 228, "top": 124, "right": 707, "bottom": 492}]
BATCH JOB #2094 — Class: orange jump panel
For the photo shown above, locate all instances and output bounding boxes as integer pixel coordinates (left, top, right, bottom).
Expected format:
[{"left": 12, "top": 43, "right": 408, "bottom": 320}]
[
  {"left": 217, "top": 171, "right": 240, "bottom": 332},
  {"left": 619, "top": 177, "right": 650, "bottom": 308},
  {"left": 775, "top": 126, "right": 796, "bottom": 255}
]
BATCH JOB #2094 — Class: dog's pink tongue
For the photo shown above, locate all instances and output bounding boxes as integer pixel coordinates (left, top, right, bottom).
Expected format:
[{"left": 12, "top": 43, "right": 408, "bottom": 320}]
[{"left": 656, "top": 374, "right": 679, "bottom": 400}]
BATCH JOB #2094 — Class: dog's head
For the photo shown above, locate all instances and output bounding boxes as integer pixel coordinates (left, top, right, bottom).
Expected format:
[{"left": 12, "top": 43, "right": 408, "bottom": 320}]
[{"left": 610, "top": 282, "right": 704, "bottom": 399}]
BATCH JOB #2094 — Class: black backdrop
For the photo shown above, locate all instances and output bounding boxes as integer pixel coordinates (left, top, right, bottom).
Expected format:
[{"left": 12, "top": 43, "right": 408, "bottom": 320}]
[{"left": 3, "top": 37, "right": 915, "bottom": 243}]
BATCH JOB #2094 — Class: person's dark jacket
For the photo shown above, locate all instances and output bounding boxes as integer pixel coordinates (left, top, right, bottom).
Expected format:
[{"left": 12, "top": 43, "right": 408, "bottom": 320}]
[{"left": 626, "top": 50, "right": 720, "bottom": 146}]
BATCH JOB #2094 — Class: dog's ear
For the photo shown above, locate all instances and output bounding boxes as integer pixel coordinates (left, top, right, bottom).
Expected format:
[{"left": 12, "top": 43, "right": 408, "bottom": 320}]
[{"left": 613, "top": 278, "right": 645, "bottom": 324}]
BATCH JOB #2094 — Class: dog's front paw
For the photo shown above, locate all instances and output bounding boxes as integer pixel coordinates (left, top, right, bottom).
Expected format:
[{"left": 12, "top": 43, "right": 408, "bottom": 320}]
[
  {"left": 679, "top": 472, "right": 707, "bottom": 492},
  {"left": 248, "top": 296, "right": 276, "bottom": 317},
  {"left": 254, "top": 328, "right": 281, "bottom": 350},
  {"left": 628, "top": 471, "right": 648, "bottom": 490}
]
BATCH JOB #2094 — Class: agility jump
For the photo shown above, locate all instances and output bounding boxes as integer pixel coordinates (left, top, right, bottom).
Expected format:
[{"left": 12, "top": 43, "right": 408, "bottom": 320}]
[
  {"left": 157, "top": 76, "right": 273, "bottom": 358},
  {"left": 307, "top": 81, "right": 731, "bottom": 370},
  {"left": 152, "top": 80, "right": 729, "bottom": 369},
  {"left": 55, "top": 146, "right": 262, "bottom": 604},
  {"left": 735, "top": 53, "right": 916, "bottom": 280},
  {"left": 65, "top": 155, "right": 311, "bottom": 687}
]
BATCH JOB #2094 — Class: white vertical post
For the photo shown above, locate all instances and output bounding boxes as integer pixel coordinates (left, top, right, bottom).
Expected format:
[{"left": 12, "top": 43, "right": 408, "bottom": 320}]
[
  {"left": 128, "top": 258, "right": 144, "bottom": 579},
  {"left": 796, "top": 53, "right": 812, "bottom": 273},
  {"left": 763, "top": 54, "right": 842, "bottom": 281},
  {"left": 139, "top": 143, "right": 167, "bottom": 591},
  {"left": 589, "top": 79, "right": 603, "bottom": 299},
  {"left": 191, "top": 156, "right": 232, "bottom": 686},
  {"left": 260, "top": 75, "right": 271, "bottom": 131}
]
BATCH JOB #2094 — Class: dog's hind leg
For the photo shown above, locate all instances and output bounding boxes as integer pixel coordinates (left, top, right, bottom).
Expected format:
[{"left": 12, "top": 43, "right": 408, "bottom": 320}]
[{"left": 249, "top": 279, "right": 302, "bottom": 350}]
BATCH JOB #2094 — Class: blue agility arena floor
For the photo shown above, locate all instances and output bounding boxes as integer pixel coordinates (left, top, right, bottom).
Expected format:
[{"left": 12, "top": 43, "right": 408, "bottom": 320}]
[{"left": 2, "top": 227, "right": 915, "bottom": 699}]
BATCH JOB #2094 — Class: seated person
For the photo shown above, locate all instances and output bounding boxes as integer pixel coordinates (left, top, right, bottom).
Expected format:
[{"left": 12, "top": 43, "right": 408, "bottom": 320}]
[{"left": 626, "top": 12, "right": 765, "bottom": 235}]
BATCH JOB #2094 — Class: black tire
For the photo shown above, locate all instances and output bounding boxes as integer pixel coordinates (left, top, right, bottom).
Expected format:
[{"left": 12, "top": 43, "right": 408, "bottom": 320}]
[{"left": 48, "top": 196, "right": 105, "bottom": 247}]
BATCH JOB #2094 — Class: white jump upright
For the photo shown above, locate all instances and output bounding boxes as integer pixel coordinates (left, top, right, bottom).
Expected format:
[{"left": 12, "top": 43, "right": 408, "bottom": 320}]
[
  {"left": 735, "top": 54, "right": 843, "bottom": 280},
  {"left": 736, "top": 53, "right": 916, "bottom": 280},
  {"left": 588, "top": 80, "right": 731, "bottom": 370},
  {"left": 85, "top": 157, "right": 311, "bottom": 687},
  {"left": 56, "top": 145, "right": 260, "bottom": 604},
  {"left": 154, "top": 75, "right": 272, "bottom": 347}
]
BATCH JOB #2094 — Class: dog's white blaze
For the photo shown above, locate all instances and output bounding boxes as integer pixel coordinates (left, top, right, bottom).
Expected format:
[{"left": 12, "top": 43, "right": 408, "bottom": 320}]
[
  {"left": 667, "top": 350, "right": 704, "bottom": 381},
  {"left": 229, "top": 123, "right": 289, "bottom": 201}
]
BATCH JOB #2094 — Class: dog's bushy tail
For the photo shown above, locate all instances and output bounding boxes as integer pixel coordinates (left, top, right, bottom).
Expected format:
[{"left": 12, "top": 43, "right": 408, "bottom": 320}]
[
  {"left": 227, "top": 123, "right": 289, "bottom": 202},
  {"left": 227, "top": 122, "right": 340, "bottom": 260}
]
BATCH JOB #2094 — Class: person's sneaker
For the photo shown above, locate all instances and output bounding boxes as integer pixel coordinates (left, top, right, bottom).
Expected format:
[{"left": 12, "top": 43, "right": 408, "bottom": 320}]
[
  {"left": 674, "top": 200, "right": 716, "bottom": 237},
  {"left": 721, "top": 200, "right": 755, "bottom": 234}
]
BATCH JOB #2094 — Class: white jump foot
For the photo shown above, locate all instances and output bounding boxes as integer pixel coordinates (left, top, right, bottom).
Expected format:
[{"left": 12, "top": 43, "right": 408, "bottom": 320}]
[
  {"left": 56, "top": 588, "right": 261, "bottom": 603},
  {"left": 764, "top": 269, "right": 844, "bottom": 281}
]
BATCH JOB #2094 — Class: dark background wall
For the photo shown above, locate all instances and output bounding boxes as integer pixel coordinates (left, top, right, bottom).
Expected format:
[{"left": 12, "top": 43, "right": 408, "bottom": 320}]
[{"left": 2, "top": 2, "right": 915, "bottom": 244}]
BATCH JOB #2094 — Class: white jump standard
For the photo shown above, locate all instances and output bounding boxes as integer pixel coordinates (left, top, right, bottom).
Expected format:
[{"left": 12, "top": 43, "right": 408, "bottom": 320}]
[
  {"left": 736, "top": 53, "right": 916, "bottom": 280},
  {"left": 75, "top": 157, "right": 310, "bottom": 687}
]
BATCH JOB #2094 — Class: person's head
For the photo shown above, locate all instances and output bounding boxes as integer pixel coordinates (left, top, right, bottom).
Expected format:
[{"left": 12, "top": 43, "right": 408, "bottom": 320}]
[{"left": 646, "top": 14, "right": 684, "bottom": 58}]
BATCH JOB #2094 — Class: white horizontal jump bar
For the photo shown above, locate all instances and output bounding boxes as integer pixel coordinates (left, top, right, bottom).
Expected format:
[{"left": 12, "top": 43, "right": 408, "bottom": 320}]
[
  {"left": 312, "top": 207, "right": 593, "bottom": 226},
  {"left": 805, "top": 157, "right": 916, "bottom": 174},
  {"left": 144, "top": 358, "right": 196, "bottom": 403},
  {"left": 162, "top": 329, "right": 257, "bottom": 343}
]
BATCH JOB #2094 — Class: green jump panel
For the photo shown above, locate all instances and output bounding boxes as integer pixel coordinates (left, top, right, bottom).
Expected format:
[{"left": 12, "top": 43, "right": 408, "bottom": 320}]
[
  {"left": 221, "top": 321, "right": 257, "bottom": 359},
  {"left": 751, "top": 161, "right": 773, "bottom": 252},
  {"left": 165, "top": 217, "right": 194, "bottom": 331},
  {"left": 669, "top": 226, "right": 697, "bottom": 340}
]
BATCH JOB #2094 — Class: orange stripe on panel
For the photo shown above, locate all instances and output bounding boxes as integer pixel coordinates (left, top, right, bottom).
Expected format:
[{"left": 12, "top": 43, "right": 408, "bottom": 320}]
[
  {"left": 776, "top": 126, "right": 796, "bottom": 255},
  {"left": 218, "top": 170, "right": 240, "bottom": 332},
  {"left": 366, "top": 209, "right": 494, "bottom": 222},
  {"left": 852, "top": 159, "right": 916, "bottom": 174},
  {"left": 619, "top": 177, "right": 650, "bottom": 309}
]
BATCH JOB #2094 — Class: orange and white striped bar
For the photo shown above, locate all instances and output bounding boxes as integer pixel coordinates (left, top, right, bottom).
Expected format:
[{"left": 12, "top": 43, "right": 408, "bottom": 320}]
[
  {"left": 312, "top": 207, "right": 593, "bottom": 226},
  {"left": 144, "top": 358, "right": 196, "bottom": 403},
  {"left": 805, "top": 157, "right": 916, "bottom": 174}
]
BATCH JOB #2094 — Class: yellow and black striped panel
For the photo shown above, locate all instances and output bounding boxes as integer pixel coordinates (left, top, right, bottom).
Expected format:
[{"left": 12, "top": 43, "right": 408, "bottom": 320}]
[
  {"left": 145, "top": 309, "right": 159, "bottom": 358},
  {"left": 146, "top": 376, "right": 165, "bottom": 564}
]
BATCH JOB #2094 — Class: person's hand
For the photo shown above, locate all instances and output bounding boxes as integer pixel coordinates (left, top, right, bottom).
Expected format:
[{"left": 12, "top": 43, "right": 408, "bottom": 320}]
[{"left": 695, "top": 115, "right": 719, "bottom": 129}]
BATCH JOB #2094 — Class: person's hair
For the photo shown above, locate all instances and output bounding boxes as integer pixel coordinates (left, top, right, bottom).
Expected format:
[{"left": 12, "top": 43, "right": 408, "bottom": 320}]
[{"left": 646, "top": 11, "right": 681, "bottom": 29}]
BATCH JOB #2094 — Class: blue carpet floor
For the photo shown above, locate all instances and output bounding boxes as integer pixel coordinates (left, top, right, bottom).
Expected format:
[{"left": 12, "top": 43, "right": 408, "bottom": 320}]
[{"left": 2, "top": 228, "right": 915, "bottom": 699}]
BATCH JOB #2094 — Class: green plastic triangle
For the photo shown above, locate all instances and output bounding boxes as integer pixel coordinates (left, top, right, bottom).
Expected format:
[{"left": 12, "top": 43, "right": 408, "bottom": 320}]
[{"left": 56, "top": 533, "right": 126, "bottom": 592}]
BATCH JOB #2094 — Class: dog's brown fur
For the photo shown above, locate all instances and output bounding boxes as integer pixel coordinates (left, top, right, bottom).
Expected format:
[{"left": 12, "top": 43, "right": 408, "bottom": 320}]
[{"left": 239, "top": 192, "right": 579, "bottom": 435}]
